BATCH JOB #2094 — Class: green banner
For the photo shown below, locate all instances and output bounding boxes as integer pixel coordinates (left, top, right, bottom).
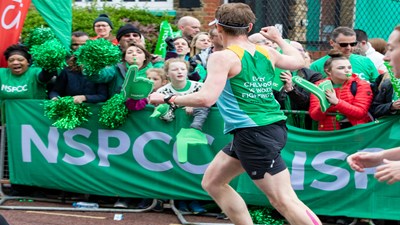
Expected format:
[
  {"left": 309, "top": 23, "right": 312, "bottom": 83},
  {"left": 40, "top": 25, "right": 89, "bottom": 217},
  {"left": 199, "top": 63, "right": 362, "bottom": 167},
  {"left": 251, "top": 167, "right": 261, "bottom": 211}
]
[
  {"left": 32, "top": 0, "right": 72, "bottom": 49},
  {"left": 6, "top": 100, "right": 400, "bottom": 220}
]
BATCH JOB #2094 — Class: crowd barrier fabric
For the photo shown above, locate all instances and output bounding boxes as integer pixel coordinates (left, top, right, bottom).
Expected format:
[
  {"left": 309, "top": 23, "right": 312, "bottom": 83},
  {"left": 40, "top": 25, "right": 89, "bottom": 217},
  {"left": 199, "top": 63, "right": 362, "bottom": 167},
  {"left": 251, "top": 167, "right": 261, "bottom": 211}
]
[{"left": 5, "top": 100, "right": 400, "bottom": 220}]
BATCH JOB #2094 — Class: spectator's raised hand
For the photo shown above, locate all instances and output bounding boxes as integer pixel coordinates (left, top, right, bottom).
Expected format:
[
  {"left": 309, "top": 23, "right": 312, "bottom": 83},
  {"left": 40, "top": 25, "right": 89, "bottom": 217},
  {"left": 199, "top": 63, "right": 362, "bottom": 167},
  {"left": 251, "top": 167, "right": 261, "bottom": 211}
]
[
  {"left": 280, "top": 71, "right": 294, "bottom": 92},
  {"left": 260, "top": 26, "right": 282, "bottom": 43},
  {"left": 165, "top": 37, "right": 176, "bottom": 52}
]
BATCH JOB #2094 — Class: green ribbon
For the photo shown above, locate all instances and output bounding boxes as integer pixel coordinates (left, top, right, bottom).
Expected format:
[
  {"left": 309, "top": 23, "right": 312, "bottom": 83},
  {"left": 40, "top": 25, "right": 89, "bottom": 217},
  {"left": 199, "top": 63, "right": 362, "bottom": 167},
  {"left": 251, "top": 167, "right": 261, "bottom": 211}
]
[{"left": 292, "top": 76, "right": 332, "bottom": 112}]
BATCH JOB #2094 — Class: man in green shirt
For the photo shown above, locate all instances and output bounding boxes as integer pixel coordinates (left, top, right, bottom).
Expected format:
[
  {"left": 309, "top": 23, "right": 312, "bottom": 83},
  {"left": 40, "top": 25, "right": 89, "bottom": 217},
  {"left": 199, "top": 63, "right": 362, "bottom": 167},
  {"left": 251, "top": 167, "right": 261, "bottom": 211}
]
[{"left": 310, "top": 26, "right": 379, "bottom": 83}]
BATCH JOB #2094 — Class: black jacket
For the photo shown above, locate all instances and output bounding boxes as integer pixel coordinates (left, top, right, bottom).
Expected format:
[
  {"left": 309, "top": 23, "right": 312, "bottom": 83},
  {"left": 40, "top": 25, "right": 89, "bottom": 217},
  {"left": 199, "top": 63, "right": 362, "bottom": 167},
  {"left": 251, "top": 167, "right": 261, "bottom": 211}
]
[
  {"left": 49, "top": 68, "right": 108, "bottom": 103},
  {"left": 274, "top": 67, "right": 323, "bottom": 110},
  {"left": 370, "top": 79, "right": 397, "bottom": 118}
]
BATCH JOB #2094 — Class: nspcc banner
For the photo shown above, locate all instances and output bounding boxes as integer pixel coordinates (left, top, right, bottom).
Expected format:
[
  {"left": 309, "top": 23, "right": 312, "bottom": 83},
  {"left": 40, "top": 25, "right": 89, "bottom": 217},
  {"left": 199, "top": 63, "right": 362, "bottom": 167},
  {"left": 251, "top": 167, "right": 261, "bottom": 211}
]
[{"left": 6, "top": 100, "right": 400, "bottom": 220}]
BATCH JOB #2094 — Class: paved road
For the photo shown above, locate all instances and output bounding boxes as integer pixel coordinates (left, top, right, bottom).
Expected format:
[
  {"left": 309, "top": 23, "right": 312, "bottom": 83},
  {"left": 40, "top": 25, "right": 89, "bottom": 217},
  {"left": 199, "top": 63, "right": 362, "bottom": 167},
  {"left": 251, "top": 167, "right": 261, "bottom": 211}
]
[{"left": 0, "top": 199, "right": 232, "bottom": 225}]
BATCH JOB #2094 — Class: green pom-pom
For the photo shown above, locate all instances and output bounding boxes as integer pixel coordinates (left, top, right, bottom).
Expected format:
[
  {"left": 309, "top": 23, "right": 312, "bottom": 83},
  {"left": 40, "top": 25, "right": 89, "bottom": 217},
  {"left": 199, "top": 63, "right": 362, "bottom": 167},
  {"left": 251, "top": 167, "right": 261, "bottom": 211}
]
[
  {"left": 44, "top": 97, "right": 92, "bottom": 130},
  {"left": 30, "top": 39, "right": 69, "bottom": 72},
  {"left": 99, "top": 93, "right": 129, "bottom": 129},
  {"left": 249, "top": 206, "right": 285, "bottom": 225},
  {"left": 75, "top": 39, "right": 121, "bottom": 76},
  {"left": 24, "top": 27, "right": 56, "bottom": 48}
]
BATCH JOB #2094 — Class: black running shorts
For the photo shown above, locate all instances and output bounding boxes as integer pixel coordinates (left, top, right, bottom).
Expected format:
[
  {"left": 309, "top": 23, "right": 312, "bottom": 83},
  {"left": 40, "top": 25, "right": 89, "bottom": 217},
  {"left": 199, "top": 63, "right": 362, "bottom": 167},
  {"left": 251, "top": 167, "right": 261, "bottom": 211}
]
[{"left": 222, "top": 120, "right": 287, "bottom": 180}]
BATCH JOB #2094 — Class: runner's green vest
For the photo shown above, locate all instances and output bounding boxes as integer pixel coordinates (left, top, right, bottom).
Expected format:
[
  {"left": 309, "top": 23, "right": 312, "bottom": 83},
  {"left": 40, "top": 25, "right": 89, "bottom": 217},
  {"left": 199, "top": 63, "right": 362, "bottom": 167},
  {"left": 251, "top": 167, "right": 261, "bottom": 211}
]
[
  {"left": 216, "top": 45, "right": 286, "bottom": 134},
  {"left": 0, "top": 67, "right": 48, "bottom": 100}
]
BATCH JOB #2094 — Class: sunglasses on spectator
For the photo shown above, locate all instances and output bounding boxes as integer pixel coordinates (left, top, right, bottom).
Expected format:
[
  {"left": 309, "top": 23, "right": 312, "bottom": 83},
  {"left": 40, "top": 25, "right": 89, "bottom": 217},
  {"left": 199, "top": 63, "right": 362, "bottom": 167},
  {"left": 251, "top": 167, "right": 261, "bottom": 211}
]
[{"left": 336, "top": 42, "right": 358, "bottom": 47}]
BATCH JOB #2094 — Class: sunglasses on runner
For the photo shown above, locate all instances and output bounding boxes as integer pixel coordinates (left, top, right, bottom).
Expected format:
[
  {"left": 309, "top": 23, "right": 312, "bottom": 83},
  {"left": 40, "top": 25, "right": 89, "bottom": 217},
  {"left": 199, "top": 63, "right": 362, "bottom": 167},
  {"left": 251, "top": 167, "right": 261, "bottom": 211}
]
[{"left": 336, "top": 42, "right": 358, "bottom": 47}]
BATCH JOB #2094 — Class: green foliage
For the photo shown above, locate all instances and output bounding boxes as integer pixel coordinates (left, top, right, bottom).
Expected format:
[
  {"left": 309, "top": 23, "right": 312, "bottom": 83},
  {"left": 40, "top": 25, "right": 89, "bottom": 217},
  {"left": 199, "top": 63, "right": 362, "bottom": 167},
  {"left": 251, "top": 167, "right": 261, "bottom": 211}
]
[{"left": 22, "top": 5, "right": 175, "bottom": 53}]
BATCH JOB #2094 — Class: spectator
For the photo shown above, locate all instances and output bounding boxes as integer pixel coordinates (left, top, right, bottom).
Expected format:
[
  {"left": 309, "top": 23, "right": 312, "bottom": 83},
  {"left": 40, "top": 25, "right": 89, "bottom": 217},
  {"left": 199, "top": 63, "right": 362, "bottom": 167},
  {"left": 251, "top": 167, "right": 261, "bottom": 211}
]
[
  {"left": 192, "top": 27, "right": 224, "bottom": 70},
  {"left": 354, "top": 29, "right": 387, "bottom": 73},
  {"left": 369, "top": 38, "right": 387, "bottom": 55},
  {"left": 49, "top": 50, "right": 108, "bottom": 104},
  {"left": 91, "top": 43, "right": 154, "bottom": 208},
  {"left": 188, "top": 32, "right": 211, "bottom": 82},
  {"left": 248, "top": 33, "right": 276, "bottom": 49},
  {"left": 92, "top": 14, "right": 118, "bottom": 45},
  {"left": 309, "top": 50, "right": 373, "bottom": 131},
  {"left": 0, "top": 44, "right": 55, "bottom": 197},
  {"left": 190, "top": 32, "right": 212, "bottom": 57},
  {"left": 310, "top": 26, "right": 379, "bottom": 83},
  {"left": 165, "top": 37, "right": 191, "bottom": 61},
  {"left": 92, "top": 43, "right": 153, "bottom": 99},
  {"left": 209, "top": 27, "right": 224, "bottom": 52},
  {"left": 177, "top": 16, "right": 201, "bottom": 42},
  {"left": 156, "top": 58, "right": 209, "bottom": 126},
  {"left": 156, "top": 58, "right": 209, "bottom": 214},
  {"left": 165, "top": 37, "right": 204, "bottom": 82},
  {"left": 71, "top": 31, "right": 89, "bottom": 52},
  {"left": 0, "top": 44, "right": 55, "bottom": 100},
  {"left": 347, "top": 25, "right": 400, "bottom": 185},
  {"left": 369, "top": 77, "right": 398, "bottom": 119},
  {"left": 274, "top": 41, "right": 323, "bottom": 130},
  {"left": 146, "top": 68, "right": 168, "bottom": 93},
  {"left": 136, "top": 68, "right": 169, "bottom": 211},
  {"left": 116, "top": 23, "right": 142, "bottom": 51},
  {"left": 304, "top": 51, "right": 312, "bottom": 68}
]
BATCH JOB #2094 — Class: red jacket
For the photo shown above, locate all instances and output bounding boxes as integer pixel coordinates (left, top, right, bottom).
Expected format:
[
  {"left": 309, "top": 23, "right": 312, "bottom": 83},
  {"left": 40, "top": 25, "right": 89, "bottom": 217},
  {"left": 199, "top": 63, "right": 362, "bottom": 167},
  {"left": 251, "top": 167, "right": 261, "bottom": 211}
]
[{"left": 309, "top": 74, "right": 373, "bottom": 131}]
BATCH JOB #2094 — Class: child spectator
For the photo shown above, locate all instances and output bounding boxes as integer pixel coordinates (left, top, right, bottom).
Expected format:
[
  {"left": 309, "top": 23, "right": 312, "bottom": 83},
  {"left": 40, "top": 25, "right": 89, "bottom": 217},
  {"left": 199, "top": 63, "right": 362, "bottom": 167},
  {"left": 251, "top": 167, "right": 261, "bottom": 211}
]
[
  {"left": 146, "top": 68, "right": 168, "bottom": 93},
  {"left": 156, "top": 58, "right": 209, "bottom": 127},
  {"left": 156, "top": 58, "right": 209, "bottom": 214}
]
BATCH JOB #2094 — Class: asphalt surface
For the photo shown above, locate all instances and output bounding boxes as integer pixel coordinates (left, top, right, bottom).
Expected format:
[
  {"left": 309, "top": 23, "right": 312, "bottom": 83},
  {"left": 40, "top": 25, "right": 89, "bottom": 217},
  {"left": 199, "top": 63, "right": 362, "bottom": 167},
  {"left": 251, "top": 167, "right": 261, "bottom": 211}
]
[{"left": 0, "top": 198, "right": 232, "bottom": 225}]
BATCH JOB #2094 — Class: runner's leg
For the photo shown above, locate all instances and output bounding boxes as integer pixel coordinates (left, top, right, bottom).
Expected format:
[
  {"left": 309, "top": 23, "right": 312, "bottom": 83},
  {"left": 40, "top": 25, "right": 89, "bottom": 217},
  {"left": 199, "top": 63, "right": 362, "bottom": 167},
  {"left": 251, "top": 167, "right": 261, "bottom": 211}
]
[
  {"left": 202, "top": 151, "right": 253, "bottom": 225},
  {"left": 254, "top": 168, "right": 322, "bottom": 225}
]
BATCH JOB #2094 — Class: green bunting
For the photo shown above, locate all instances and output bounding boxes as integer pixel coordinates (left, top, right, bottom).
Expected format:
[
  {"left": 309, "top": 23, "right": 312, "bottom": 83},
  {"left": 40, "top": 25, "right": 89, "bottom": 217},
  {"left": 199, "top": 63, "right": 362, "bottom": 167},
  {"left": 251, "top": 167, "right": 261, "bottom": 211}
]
[
  {"left": 44, "top": 97, "right": 92, "bottom": 130},
  {"left": 249, "top": 207, "right": 284, "bottom": 225},
  {"left": 24, "top": 27, "right": 56, "bottom": 48},
  {"left": 30, "top": 39, "right": 69, "bottom": 72},
  {"left": 75, "top": 39, "right": 121, "bottom": 76},
  {"left": 98, "top": 93, "right": 129, "bottom": 129}
]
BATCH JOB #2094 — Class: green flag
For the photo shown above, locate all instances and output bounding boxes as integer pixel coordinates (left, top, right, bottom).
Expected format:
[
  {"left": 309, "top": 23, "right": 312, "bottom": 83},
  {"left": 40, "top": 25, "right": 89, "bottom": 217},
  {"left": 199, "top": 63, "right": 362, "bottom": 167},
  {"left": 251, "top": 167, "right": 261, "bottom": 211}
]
[
  {"left": 32, "top": 0, "right": 72, "bottom": 49},
  {"left": 154, "top": 20, "right": 173, "bottom": 58}
]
